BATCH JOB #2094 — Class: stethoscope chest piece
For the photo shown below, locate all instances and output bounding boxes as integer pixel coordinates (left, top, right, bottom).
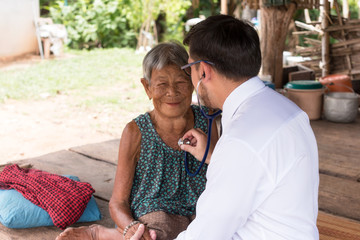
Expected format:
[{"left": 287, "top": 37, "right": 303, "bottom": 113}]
[{"left": 178, "top": 138, "right": 191, "bottom": 147}]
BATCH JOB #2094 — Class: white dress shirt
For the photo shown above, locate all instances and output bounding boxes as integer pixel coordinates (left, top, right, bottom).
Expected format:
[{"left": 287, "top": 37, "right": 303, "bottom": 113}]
[{"left": 176, "top": 76, "right": 319, "bottom": 240}]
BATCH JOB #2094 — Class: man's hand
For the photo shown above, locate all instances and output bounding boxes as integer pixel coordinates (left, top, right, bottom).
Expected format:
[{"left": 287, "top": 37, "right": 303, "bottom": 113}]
[
  {"left": 130, "top": 224, "right": 156, "bottom": 240},
  {"left": 180, "top": 128, "right": 212, "bottom": 164}
]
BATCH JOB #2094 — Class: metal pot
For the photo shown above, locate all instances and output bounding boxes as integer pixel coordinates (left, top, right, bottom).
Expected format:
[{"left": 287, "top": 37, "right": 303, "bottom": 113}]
[{"left": 323, "top": 92, "right": 359, "bottom": 123}]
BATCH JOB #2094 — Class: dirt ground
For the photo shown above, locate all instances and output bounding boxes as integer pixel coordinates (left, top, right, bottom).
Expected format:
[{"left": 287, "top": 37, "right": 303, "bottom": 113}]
[
  {"left": 0, "top": 97, "right": 120, "bottom": 165},
  {"left": 0, "top": 55, "right": 130, "bottom": 165}
]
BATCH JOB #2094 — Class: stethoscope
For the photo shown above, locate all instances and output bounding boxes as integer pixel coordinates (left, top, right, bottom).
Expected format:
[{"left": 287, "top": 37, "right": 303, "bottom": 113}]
[{"left": 178, "top": 79, "right": 222, "bottom": 177}]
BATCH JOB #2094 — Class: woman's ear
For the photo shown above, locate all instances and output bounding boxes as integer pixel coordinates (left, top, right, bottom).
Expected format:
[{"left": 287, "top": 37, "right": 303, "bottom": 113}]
[{"left": 141, "top": 78, "right": 152, "bottom": 100}]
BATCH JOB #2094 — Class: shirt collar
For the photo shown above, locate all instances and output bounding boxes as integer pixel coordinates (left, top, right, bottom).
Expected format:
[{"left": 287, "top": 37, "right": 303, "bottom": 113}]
[{"left": 221, "top": 76, "right": 265, "bottom": 131}]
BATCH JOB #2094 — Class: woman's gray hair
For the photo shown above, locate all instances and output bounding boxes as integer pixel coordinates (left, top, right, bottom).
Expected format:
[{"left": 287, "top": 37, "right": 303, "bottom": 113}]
[{"left": 142, "top": 41, "right": 189, "bottom": 83}]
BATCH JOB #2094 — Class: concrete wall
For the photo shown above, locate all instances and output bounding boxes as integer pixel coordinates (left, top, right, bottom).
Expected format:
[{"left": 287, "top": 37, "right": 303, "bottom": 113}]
[{"left": 0, "top": 0, "right": 40, "bottom": 59}]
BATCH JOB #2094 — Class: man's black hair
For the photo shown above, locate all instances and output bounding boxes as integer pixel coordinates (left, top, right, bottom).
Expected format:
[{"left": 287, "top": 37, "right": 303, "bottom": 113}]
[{"left": 183, "top": 14, "right": 261, "bottom": 80}]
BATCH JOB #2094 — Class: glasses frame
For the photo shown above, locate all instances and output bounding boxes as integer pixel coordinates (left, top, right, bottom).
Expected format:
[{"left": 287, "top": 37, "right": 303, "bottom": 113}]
[{"left": 181, "top": 60, "right": 215, "bottom": 76}]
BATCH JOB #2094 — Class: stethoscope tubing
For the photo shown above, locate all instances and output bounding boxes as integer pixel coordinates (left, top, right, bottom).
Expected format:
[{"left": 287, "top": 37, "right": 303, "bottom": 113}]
[{"left": 184, "top": 79, "right": 222, "bottom": 177}]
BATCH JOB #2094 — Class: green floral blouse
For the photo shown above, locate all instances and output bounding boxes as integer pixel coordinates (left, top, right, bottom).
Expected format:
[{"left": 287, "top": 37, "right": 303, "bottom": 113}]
[{"left": 131, "top": 105, "right": 209, "bottom": 219}]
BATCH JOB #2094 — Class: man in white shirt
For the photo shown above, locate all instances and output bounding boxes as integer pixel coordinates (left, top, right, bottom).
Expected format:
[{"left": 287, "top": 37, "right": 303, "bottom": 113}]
[{"left": 133, "top": 14, "right": 319, "bottom": 240}]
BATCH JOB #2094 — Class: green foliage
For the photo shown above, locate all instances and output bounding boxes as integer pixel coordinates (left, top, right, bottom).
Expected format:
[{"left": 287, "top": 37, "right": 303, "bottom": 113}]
[
  {"left": 158, "top": 1, "right": 191, "bottom": 42},
  {"left": 48, "top": 0, "right": 191, "bottom": 49},
  {"left": 40, "top": 0, "right": 57, "bottom": 15},
  {"left": 196, "top": 0, "right": 220, "bottom": 18},
  {"left": 50, "top": 0, "right": 137, "bottom": 49}
]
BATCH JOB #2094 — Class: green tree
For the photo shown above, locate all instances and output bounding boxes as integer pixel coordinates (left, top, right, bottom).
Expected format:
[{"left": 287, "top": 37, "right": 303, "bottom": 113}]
[{"left": 49, "top": 0, "right": 191, "bottom": 49}]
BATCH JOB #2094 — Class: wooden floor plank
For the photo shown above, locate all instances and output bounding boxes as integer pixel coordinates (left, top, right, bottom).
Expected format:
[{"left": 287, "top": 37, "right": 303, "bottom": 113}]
[
  {"left": 69, "top": 139, "right": 120, "bottom": 165},
  {"left": 318, "top": 150, "right": 360, "bottom": 181},
  {"left": 318, "top": 211, "right": 360, "bottom": 240},
  {"left": 319, "top": 174, "right": 360, "bottom": 221},
  {"left": 311, "top": 114, "right": 360, "bottom": 181}
]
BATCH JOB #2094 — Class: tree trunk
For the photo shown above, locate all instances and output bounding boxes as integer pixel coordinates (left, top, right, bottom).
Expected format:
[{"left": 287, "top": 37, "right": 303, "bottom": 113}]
[
  {"left": 228, "top": 0, "right": 237, "bottom": 16},
  {"left": 260, "top": 3, "right": 296, "bottom": 88}
]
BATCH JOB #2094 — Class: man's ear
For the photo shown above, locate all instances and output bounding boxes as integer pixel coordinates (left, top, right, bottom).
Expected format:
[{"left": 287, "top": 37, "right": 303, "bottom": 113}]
[
  {"left": 141, "top": 78, "right": 152, "bottom": 100},
  {"left": 200, "top": 62, "right": 212, "bottom": 83}
]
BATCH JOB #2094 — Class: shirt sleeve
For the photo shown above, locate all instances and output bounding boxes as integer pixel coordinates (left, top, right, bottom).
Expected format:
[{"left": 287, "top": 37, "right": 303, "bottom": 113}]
[{"left": 175, "top": 136, "right": 275, "bottom": 240}]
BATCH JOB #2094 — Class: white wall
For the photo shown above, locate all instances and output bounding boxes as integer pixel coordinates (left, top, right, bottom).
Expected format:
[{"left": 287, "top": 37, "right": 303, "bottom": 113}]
[{"left": 0, "top": 0, "right": 40, "bottom": 59}]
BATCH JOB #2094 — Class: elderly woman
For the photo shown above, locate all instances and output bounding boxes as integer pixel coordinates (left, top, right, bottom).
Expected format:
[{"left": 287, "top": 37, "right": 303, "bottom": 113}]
[{"left": 56, "top": 42, "right": 218, "bottom": 240}]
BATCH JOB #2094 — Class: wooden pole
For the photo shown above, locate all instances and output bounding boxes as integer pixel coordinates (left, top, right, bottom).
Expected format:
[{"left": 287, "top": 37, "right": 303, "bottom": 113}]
[
  {"left": 342, "top": 0, "right": 350, "bottom": 19},
  {"left": 221, "top": 0, "right": 228, "bottom": 15},
  {"left": 334, "top": 0, "right": 352, "bottom": 76},
  {"left": 321, "top": 0, "right": 330, "bottom": 76},
  {"left": 304, "top": 9, "right": 312, "bottom": 23}
]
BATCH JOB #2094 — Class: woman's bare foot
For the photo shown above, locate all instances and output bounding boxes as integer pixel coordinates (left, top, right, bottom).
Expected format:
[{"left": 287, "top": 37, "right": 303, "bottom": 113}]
[{"left": 56, "top": 224, "right": 122, "bottom": 240}]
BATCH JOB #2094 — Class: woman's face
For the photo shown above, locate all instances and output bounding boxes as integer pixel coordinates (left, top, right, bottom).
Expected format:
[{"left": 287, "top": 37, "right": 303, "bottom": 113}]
[{"left": 142, "top": 64, "right": 194, "bottom": 118}]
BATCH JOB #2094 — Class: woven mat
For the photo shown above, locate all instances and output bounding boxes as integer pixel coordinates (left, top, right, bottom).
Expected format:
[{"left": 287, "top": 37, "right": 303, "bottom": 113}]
[{"left": 318, "top": 211, "right": 360, "bottom": 240}]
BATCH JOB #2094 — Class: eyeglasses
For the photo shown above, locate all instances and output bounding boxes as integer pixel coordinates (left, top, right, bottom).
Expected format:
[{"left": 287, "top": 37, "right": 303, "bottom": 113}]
[{"left": 181, "top": 60, "right": 215, "bottom": 76}]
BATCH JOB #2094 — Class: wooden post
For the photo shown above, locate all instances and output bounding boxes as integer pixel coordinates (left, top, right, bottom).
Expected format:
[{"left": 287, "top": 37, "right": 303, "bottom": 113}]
[
  {"left": 334, "top": 0, "right": 352, "bottom": 76},
  {"left": 304, "top": 9, "right": 312, "bottom": 23},
  {"left": 342, "top": 0, "right": 350, "bottom": 19},
  {"left": 221, "top": 0, "right": 228, "bottom": 15},
  {"left": 321, "top": 0, "right": 330, "bottom": 76},
  {"left": 260, "top": 3, "right": 297, "bottom": 88}
]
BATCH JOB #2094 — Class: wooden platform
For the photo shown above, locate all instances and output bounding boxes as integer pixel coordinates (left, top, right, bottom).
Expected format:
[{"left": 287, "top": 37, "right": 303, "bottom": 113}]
[
  {"left": 0, "top": 113, "right": 359, "bottom": 239},
  {"left": 317, "top": 211, "right": 360, "bottom": 240},
  {"left": 311, "top": 113, "right": 360, "bottom": 222}
]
